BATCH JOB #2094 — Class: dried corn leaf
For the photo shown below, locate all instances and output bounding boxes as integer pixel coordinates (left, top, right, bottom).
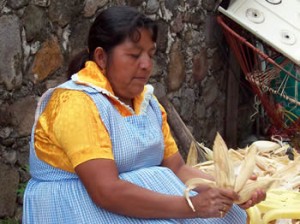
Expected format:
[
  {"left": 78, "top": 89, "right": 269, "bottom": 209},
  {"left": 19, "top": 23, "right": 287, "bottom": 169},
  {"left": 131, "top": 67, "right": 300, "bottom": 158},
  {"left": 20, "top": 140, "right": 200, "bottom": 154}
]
[
  {"left": 273, "top": 157, "right": 300, "bottom": 179},
  {"left": 186, "top": 141, "right": 198, "bottom": 167},
  {"left": 273, "top": 144, "right": 290, "bottom": 156},
  {"left": 197, "top": 142, "right": 214, "bottom": 161},
  {"left": 185, "top": 178, "right": 216, "bottom": 189},
  {"left": 193, "top": 160, "right": 214, "bottom": 168},
  {"left": 228, "top": 149, "right": 245, "bottom": 162}
]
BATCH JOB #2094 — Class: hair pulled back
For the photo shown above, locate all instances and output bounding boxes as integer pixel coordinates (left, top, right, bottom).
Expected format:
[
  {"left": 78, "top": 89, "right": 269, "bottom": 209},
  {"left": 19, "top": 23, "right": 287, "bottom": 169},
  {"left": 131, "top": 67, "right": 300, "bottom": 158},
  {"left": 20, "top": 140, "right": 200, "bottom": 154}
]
[{"left": 67, "top": 6, "right": 158, "bottom": 78}]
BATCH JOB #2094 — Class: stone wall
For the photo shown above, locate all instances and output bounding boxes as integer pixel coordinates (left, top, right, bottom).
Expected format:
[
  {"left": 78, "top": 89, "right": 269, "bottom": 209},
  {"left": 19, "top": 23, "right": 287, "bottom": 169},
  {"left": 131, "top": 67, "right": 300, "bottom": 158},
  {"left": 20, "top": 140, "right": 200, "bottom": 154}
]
[{"left": 0, "top": 0, "right": 244, "bottom": 222}]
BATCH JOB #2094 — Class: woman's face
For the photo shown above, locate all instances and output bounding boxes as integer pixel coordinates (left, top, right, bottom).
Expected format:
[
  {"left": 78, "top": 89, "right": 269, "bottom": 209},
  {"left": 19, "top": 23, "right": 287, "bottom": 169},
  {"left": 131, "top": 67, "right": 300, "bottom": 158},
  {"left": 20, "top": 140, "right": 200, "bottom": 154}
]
[{"left": 105, "top": 28, "right": 156, "bottom": 104}]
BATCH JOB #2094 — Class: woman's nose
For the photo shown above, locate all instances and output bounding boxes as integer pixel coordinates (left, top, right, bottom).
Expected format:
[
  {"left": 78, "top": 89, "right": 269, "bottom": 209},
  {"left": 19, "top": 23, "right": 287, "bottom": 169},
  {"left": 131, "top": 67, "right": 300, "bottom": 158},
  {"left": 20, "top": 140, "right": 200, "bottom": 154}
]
[{"left": 140, "top": 54, "right": 152, "bottom": 70}]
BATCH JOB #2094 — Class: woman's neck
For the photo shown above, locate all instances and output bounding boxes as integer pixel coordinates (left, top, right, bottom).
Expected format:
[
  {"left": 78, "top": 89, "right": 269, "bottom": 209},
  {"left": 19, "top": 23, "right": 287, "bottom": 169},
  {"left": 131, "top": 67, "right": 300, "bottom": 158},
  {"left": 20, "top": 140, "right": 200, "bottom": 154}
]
[{"left": 119, "top": 97, "right": 134, "bottom": 109}]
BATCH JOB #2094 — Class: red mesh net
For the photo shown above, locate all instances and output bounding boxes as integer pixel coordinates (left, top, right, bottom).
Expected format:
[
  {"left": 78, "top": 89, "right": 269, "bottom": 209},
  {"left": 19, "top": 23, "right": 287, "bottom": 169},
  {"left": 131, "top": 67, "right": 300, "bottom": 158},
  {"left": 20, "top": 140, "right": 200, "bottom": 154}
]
[{"left": 217, "top": 15, "right": 300, "bottom": 139}]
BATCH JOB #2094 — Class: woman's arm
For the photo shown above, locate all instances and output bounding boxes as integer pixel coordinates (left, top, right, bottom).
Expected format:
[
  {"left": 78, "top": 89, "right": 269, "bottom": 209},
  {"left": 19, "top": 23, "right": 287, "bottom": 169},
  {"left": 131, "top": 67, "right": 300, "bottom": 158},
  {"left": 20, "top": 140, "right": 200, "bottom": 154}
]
[
  {"left": 75, "top": 158, "right": 195, "bottom": 219},
  {"left": 162, "top": 152, "right": 266, "bottom": 209},
  {"left": 76, "top": 158, "right": 238, "bottom": 219},
  {"left": 162, "top": 152, "right": 214, "bottom": 184}
]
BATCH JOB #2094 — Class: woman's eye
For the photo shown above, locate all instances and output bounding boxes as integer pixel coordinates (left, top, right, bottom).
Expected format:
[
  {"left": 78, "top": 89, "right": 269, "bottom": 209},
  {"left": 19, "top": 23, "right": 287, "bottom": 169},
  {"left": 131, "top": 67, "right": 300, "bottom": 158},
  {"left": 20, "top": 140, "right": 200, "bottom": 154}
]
[{"left": 130, "top": 54, "right": 140, "bottom": 59}]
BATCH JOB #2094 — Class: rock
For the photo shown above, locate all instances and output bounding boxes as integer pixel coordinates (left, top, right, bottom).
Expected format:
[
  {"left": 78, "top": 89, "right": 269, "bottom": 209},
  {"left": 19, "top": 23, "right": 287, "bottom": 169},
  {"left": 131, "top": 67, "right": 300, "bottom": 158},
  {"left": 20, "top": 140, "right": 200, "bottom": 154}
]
[
  {"left": 6, "top": 0, "right": 28, "bottom": 9},
  {"left": 0, "top": 15, "right": 22, "bottom": 90},
  {"left": 204, "top": 14, "right": 219, "bottom": 47},
  {"left": 31, "top": 37, "right": 63, "bottom": 82},
  {"left": 127, "top": 0, "right": 143, "bottom": 7},
  {"left": 9, "top": 95, "right": 36, "bottom": 136},
  {"left": 3, "top": 150, "right": 17, "bottom": 165},
  {"left": 165, "top": 0, "right": 178, "bottom": 12},
  {"left": 68, "top": 19, "right": 91, "bottom": 59},
  {"left": 83, "top": 0, "right": 108, "bottom": 17},
  {"left": 156, "top": 20, "right": 169, "bottom": 52},
  {"left": 32, "top": 0, "right": 49, "bottom": 7},
  {"left": 145, "top": 0, "right": 159, "bottom": 14},
  {"left": 153, "top": 82, "right": 166, "bottom": 99},
  {"left": 0, "top": 0, "right": 6, "bottom": 12},
  {"left": 180, "top": 88, "right": 195, "bottom": 121},
  {"left": 0, "top": 127, "right": 13, "bottom": 139},
  {"left": 192, "top": 50, "right": 208, "bottom": 81},
  {"left": 202, "top": 76, "right": 218, "bottom": 107},
  {"left": 201, "top": 0, "right": 216, "bottom": 12},
  {"left": 171, "top": 13, "right": 184, "bottom": 34},
  {"left": 48, "top": 0, "right": 85, "bottom": 27},
  {"left": 23, "top": 4, "right": 48, "bottom": 42},
  {"left": 167, "top": 39, "right": 185, "bottom": 91},
  {"left": 0, "top": 162, "right": 19, "bottom": 217}
]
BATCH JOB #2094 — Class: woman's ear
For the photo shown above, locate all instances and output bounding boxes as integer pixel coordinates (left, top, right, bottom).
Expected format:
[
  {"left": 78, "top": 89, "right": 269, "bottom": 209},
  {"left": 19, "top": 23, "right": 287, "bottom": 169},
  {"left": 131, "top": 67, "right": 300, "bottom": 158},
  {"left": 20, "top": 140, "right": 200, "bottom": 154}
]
[{"left": 93, "top": 47, "right": 107, "bottom": 71}]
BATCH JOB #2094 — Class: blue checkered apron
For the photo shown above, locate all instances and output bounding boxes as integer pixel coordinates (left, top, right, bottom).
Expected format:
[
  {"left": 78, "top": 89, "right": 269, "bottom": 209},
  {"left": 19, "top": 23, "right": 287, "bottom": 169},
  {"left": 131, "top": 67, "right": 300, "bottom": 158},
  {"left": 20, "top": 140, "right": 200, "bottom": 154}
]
[{"left": 23, "top": 80, "right": 247, "bottom": 224}]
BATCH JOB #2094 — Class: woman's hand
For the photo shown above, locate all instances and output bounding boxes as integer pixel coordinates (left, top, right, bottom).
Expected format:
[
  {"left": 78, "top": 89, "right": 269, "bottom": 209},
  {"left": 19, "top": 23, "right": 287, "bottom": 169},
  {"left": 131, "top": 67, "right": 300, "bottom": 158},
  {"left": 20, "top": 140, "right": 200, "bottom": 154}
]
[
  {"left": 190, "top": 185, "right": 239, "bottom": 218},
  {"left": 238, "top": 188, "right": 266, "bottom": 210},
  {"left": 238, "top": 174, "right": 266, "bottom": 209}
]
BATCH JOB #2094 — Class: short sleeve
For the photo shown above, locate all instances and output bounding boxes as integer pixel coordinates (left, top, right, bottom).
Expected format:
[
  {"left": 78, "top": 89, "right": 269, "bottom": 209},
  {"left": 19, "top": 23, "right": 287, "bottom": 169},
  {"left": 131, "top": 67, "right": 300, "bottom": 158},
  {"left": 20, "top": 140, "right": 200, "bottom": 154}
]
[
  {"left": 34, "top": 89, "right": 113, "bottom": 172},
  {"left": 158, "top": 104, "right": 179, "bottom": 159}
]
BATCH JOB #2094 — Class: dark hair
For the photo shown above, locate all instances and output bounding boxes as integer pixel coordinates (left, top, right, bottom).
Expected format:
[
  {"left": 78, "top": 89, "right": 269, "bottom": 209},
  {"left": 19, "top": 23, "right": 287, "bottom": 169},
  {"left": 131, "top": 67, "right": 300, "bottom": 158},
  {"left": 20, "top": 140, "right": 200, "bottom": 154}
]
[{"left": 67, "top": 6, "right": 158, "bottom": 78}]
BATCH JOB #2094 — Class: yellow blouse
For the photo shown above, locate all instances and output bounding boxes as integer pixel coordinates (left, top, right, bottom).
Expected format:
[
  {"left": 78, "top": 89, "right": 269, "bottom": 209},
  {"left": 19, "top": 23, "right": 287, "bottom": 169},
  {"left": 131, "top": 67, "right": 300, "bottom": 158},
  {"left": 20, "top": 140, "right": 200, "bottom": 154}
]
[{"left": 34, "top": 61, "right": 178, "bottom": 173}]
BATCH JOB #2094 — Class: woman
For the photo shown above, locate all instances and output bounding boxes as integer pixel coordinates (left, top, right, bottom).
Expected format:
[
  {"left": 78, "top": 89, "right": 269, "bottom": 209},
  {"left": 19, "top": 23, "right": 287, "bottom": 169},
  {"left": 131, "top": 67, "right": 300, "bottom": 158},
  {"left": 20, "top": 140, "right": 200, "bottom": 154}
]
[{"left": 23, "top": 6, "right": 265, "bottom": 223}]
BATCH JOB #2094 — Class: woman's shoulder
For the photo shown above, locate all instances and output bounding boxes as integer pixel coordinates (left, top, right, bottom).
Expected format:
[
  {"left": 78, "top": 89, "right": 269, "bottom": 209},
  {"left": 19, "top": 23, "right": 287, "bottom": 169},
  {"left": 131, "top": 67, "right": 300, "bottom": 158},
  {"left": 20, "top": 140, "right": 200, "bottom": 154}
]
[{"left": 52, "top": 88, "right": 91, "bottom": 100}]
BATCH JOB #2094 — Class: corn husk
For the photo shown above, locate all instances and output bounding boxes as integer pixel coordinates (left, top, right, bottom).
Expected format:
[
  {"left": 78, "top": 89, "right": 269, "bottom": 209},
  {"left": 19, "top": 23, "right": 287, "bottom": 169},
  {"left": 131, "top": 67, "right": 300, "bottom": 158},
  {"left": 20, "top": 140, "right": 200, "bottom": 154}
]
[
  {"left": 186, "top": 141, "right": 198, "bottom": 167},
  {"left": 185, "top": 133, "right": 300, "bottom": 224},
  {"left": 185, "top": 133, "right": 279, "bottom": 206}
]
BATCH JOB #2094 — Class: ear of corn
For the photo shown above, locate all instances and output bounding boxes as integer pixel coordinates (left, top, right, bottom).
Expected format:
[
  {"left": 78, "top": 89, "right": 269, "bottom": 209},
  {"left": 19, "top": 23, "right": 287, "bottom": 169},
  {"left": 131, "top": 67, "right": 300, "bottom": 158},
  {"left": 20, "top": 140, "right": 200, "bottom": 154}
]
[
  {"left": 262, "top": 208, "right": 300, "bottom": 223},
  {"left": 234, "top": 145, "right": 257, "bottom": 192},
  {"left": 235, "top": 177, "right": 277, "bottom": 204},
  {"left": 250, "top": 140, "right": 281, "bottom": 153},
  {"left": 246, "top": 206, "right": 263, "bottom": 224},
  {"left": 255, "top": 155, "right": 277, "bottom": 175},
  {"left": 213, "top": 133, "right": 235, "bottom": 189},
  {"left": 257, "top": 189, "right": 300, "bottom": 212}
]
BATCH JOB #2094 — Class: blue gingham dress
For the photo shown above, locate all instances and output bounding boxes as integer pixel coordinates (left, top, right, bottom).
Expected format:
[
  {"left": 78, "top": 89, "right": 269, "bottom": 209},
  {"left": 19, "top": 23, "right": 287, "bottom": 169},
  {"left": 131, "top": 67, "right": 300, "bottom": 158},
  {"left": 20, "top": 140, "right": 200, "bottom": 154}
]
[{"left": 23, "top": 80, "right": 247, "bottom": 224}]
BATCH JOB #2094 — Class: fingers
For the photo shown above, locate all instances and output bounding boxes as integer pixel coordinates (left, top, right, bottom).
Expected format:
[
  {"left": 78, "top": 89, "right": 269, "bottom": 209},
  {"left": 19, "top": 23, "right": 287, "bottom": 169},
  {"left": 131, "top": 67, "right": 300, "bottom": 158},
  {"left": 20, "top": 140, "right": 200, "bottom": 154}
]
[
  {"left": 214, "top": 203, "right": 231, "bottom": 218},
  {"left": 238, "top": 189, "right": 266, "bottom": 210},
  {"left": 218, "top": 203, "right": 231, "bottom": 218},
  {"left": 249, "top": 174, "right": 257, "bottom": 181},
  {"left": 207, "top": 203, "right": 230, "bottom": 218},
  {"left": 191, "top": 188, "right": 234, "bottom": 218},
  {"left": 250, "top": 189, "right": 266, "bottom": 206},
  {"left": 238, "top": 199, "right": 252, "bottom": 210},
  {"left": 219, "top": 188, "right": 239, "bottom": 201},
  {"left": 257, "top": 189, "right": 266, "bottom": 202}
]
